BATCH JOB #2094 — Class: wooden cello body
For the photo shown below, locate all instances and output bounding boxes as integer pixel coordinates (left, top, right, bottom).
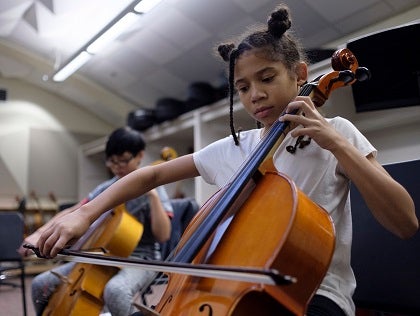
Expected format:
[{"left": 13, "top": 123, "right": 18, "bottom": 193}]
[
  {"left": 154, "top": 171, "right": 335, "bottom": 316},
  {"left": 42, "top": 204, "right": 143, "bottom": 316}
]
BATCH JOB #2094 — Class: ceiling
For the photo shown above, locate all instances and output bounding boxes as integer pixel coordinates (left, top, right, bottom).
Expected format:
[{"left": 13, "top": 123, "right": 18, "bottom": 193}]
[{"left": 1, "top": 0, "right": 419, "bottom": 127}]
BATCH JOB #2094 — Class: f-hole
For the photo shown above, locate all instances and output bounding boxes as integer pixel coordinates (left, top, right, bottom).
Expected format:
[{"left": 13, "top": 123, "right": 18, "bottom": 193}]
[
  {"left": 199, "top": 303, "right": 213, "bottom": 316},
  {"left": 70, "top": 267, "right": 85, "bottom": 296}
]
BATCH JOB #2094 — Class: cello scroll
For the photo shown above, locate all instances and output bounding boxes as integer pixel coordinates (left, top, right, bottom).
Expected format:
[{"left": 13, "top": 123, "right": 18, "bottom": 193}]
[{"left": 311, "top": 48, "right": 370, "bottom": 107}]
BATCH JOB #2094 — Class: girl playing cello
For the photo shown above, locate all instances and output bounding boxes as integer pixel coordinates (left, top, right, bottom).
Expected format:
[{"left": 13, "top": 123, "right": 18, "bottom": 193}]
[{"left": 34, "top": 4, "right": 417, "bottom": 316}]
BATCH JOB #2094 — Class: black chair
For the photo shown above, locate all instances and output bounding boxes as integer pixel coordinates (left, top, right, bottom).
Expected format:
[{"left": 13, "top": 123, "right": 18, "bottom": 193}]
[
  {"left": 137, "top": 198, "right": 199, "bottom": 307},
  {"left": 0, "top": 211, "right": 28, "bottom": 316},
  {"left": 160, "top": 197, "right": 199, "bottom": 259},
  {"left": 351, "top": 160, "right": 420, "bottom": 316}
]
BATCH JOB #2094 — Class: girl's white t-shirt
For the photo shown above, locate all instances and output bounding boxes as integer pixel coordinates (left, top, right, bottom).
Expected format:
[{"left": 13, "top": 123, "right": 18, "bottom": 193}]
[{"left": 193, "top": 116, "right": 376, "bottom": 316}]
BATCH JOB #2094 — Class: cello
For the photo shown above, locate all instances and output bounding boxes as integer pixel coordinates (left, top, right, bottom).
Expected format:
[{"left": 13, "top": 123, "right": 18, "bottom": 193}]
[
  {"left": 41, "top": 204, "right": 143, "bottom": 316},
  {"left": 40, "top": 146, "right": 179, "bottom": 316}
]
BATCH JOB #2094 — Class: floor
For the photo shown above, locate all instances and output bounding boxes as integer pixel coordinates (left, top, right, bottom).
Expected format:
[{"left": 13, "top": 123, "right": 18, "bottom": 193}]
[
  {"left": 0, "top": 275, "right": 35, "bottom": 316},
  {"left": 0, "top": 274, "right": 166, "bottom": 316},
  {"left": 1, "top": 274, "right": 410, "bottom": 316}
]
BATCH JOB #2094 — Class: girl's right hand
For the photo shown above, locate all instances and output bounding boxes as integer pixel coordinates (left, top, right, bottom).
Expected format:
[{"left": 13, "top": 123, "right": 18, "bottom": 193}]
[
  {"left": 18, "top": 230, "right": 42, "bottom": 257},
  {"left": 37, "top": 209, "right": 91, "bottom": 258}
]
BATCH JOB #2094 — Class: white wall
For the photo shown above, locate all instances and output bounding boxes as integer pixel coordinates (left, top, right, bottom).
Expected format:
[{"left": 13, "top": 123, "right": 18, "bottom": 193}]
[
  {"left": 327, "top": 88, "right": 420, "bottom": 165},
  {"left": 0, "top": 77, "right": 114, "bottom": 207}
]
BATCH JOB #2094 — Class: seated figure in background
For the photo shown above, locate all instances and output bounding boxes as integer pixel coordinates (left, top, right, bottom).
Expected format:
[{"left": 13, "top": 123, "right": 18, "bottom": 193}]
[{"left": 20, "top": 126, "right": 173, "bottom": 316}]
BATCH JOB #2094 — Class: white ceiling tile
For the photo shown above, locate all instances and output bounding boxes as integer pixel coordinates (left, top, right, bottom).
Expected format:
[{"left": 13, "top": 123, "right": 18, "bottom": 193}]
[
  {"left": 251, "top": 0, "right": 304, "bottom": 26},
  {"left": 38, "top": 0, "right": 54, "bottom": 13},
  {"left": 304, "top": 0, "right": 380, "bottom": 23},
  {"left": 242, "top": 1, "right": 330, "bottom": 43},
  {"left": 125, "top": 27, "right": 183, "bottom": 65},
  {"left": 22, "top": 4, "right": 38, "bottom": 32},
  {"left": 147, "top": 7, "right": 212, "bottom": 51},
  {"left": 384, "top": 0, "right": 420, "bottom": 11},
  {"left": 165, "top": 41, "right": 225, "bottom": 84},
  {"left": 335, "top": 2, "right": 394, "bottom": 34},
  {"left": 165, "top": 0, "right": 183, "bottom": 4},
  {"left": 304, "top": 27, "right": 341, "bottom": 49},
  {"left": 50, "top": 0, "right": 132, "bottom": 16},
  {"left": 231, "top": 0, "right": 275, "bottom": 13},
  {"left": 81, "top": 57, "right": 138, "bottom": 91},
  {"left": 215, "top": 16, "right": 259, "bottom": 40},
  {"left": 285, "top": 1, "right": 331, "bottom": 40},
  {"left": 0, "top": 0, "right": 30, "bottom": 13},
  {"left": 0, "top": 19, "right": 20, "bottom": 37},
  {"left": 124, "top": 79, "right": 167, "bottom": 107},
  {"left": 30, "top": 2, "right": 58, "bottom": 34},
  {"left": 143, "top": 68, "right": 188, "bottom": 99},
  {"left": 0, "top": 2, "right": 33, "bottom": 36},
  {"left": 99, "top": 45, "right": 159, "bottom": 77},
  {"left": 10, "top": 22, "right": 54, "bottom": 58},
  {"left": 175, "top": 0, "right": 244, "bottom": 34}
]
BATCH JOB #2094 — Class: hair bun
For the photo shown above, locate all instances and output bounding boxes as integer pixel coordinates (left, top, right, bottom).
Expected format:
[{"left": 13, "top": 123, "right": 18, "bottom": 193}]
[
  {"left": 217, "top": 43, "right": 236, "bottom": 62},
  {"left": 267, "top": 5, "right": 291, "bottom": 38}
]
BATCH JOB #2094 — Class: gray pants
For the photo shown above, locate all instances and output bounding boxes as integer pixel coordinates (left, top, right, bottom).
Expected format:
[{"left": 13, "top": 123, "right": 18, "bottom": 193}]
[{"left": 32, "top": 261, "right": 155, "bottom": 316}]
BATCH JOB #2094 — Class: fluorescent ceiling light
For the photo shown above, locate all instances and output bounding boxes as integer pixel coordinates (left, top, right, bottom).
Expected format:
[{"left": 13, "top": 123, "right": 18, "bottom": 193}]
[
  {"left": 134, "top": 0, "right": 163, "bottom": 13},
  {"left": 52, "top": 51, "right": 92, "bottom": 82},
  {"left": 50, "top": 1, "right": 160, "bottom": 82},
  {"left": 87, "top": 12, "right": 138, "bottom": 54}
]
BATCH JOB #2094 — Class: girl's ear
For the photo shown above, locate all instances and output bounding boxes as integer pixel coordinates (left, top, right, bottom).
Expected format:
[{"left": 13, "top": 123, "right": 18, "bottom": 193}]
[{"left": 295, "top": 62, "right": 308, "bottom": 86}]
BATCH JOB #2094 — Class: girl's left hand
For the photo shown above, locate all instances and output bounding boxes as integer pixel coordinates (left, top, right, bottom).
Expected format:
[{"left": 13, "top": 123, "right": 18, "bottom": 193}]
[{"left": 280, "top": 96, "right": 343, "bottom": 152}]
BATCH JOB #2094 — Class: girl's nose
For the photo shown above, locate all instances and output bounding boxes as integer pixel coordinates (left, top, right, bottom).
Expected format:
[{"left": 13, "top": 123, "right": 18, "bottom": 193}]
[{"left": 250, "top": 85, "right": 266, "bottom": 103}]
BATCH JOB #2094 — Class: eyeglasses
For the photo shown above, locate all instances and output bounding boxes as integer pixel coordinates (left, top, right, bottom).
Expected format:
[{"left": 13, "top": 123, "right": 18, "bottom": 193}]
[{"left": 105, "top": 155, "right": 134, "bottom": 167}]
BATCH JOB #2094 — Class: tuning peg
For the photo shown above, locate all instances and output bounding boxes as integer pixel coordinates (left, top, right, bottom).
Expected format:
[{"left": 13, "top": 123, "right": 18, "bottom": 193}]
[
  {"left": 355, "top": 67, "right": 371, "bottom": 82},
  {"left": 338, "top": 70, "right": 355, "bottom": 84}
]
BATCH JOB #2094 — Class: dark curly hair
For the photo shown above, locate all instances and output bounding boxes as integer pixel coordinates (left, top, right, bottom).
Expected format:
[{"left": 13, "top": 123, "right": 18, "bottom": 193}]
[{"left": 217, "top": 4, "right": 306, "bottom": 145}]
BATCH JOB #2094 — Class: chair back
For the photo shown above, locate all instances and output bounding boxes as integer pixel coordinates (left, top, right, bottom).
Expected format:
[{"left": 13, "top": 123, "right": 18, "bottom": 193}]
[
  {"left": 0, "top": 211, "right": 27, "bottom": 316},
  {"left": 0, "top": 211, "right": 25, "bottom": 261},
  {"left": 160, "top": 198, "right": 199, "bottom": 259}
]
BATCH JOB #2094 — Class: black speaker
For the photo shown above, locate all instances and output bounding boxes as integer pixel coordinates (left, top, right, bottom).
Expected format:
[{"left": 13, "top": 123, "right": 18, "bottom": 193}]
[
  {"left": 127, "top": 109, "right": 156, "bottom": 131},
  {"left": 0, "top": 89, "right": 7, "bottom": 101},
  {"left": 347, "top": 22, "right": 420, "bottom": 112},
  {"left": 351, "top": 160, "right": 420, "bottom": 314}
]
